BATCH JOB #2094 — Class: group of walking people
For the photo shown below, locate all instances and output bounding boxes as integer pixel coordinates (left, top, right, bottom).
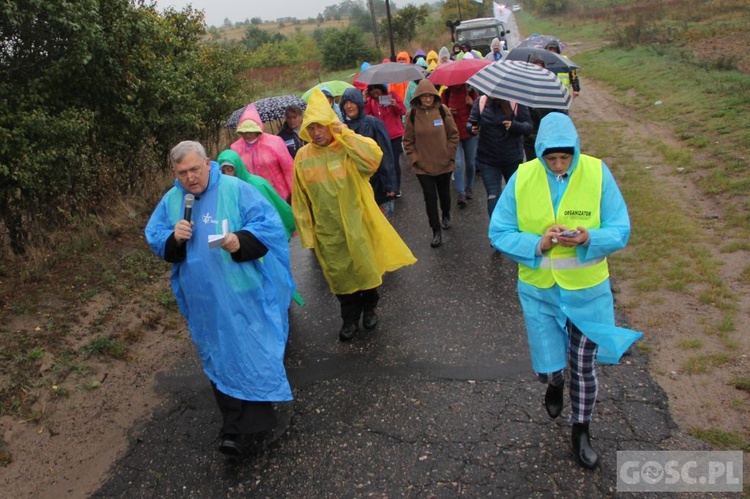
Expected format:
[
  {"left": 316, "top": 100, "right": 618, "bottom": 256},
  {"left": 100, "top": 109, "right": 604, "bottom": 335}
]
[{"left": 144, "top": 38, "right": 639, "bottom": 474}]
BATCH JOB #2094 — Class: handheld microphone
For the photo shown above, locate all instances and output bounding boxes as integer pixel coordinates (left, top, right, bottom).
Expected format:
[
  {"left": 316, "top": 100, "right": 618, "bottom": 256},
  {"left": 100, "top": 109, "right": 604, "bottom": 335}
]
[{"left": 183, "top": 193, "right": 195, "bottom": 221}]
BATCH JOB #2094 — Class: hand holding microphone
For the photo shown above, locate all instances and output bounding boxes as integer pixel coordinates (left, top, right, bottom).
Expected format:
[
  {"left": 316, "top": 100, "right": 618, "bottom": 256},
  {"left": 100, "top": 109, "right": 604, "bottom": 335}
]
[{"left": 175, "top": 193, "right": 195, "bottom": 244}]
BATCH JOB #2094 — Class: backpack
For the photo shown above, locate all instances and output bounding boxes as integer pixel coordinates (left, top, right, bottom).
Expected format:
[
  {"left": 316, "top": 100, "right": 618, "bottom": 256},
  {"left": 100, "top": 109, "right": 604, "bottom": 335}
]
[{"left": 478, "top": 95, "right": 517, "bottom": 117}]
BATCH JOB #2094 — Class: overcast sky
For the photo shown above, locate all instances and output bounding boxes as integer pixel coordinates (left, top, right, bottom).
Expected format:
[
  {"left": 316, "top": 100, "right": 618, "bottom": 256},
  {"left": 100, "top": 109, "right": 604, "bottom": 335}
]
[{"left": 153, "top": 0, "right": 436, "bottom": 29}]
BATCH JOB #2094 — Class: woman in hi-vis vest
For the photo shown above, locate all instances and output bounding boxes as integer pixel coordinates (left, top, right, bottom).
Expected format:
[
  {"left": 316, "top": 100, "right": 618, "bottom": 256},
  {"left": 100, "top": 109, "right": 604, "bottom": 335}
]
[{"left": 488, "top": 113, "right": 641, "bottom": 470}]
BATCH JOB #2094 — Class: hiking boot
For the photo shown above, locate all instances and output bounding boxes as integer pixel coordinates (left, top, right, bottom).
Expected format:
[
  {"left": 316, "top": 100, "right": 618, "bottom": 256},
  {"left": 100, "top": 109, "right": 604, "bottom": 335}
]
[
  {"left": 430, "top": 229, "right": 442, "bottom": 248},
  {"left": 363, "top": 309, "right": 379, "bottom": 330},
  {"left": 338, "top": 323, "right": 358, "bottom": 342}
]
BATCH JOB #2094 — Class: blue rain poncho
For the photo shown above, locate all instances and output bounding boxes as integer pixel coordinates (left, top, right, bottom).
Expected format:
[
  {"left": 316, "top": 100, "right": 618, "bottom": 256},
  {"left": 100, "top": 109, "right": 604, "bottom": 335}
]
[
  {"left": 145, "top": 165, "right": 295, "bottom": 401},
  {"left": 489, "top": 113, "right": 641, "bottom": 373}
]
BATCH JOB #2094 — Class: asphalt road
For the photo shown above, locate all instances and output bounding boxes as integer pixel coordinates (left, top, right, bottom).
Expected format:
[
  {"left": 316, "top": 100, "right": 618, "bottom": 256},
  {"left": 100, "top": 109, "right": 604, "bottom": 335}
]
[{"left": 94, "top": 160, "right": 707, "bottom": 498}]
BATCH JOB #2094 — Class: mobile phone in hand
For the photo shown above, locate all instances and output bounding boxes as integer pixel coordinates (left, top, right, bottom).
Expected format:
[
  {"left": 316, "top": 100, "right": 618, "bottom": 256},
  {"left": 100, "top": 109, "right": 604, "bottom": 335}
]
[{"left": 559, "top": 230, "right": 580, "bottom": 238}]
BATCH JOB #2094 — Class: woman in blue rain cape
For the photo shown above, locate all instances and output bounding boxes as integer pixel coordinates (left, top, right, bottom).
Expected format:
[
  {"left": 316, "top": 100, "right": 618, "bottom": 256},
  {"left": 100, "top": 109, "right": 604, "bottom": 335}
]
[{"left": 489, "top": 113, "right": 641, "bottom": 470}]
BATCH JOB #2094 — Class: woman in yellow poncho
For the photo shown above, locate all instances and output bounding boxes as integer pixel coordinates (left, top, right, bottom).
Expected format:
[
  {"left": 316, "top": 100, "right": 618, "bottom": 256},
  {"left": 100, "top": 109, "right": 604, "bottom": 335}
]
[{"left": 292, "top": 89, "right": 417, "bottom": 342}]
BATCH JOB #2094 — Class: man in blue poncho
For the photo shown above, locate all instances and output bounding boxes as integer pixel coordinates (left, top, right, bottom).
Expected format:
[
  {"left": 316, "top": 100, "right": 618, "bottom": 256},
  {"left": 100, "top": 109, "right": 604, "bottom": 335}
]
[
  {"left": 489, "top": 113, "right": 641, "bottom": 469},
  {"left": 145, "top": 141, "right": 295, "bottom": 456}
]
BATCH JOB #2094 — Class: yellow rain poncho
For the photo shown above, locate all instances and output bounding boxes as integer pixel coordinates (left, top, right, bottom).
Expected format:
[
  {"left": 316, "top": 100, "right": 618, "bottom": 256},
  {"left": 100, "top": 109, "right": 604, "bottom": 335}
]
[{"left": 292, "top": 89, "right": 417, "bottom": 295}]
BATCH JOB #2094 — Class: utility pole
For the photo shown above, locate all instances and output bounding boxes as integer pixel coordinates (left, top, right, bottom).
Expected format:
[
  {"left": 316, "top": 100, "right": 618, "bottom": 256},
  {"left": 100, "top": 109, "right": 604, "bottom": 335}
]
[
  {"left": 384, "top": 0, "right": 396, "bottom": 62},
  {"left": 368, "top": 0, "right": 380, "bottom": 50},
  {"left": 457, "top": 0, "right": 463, "bottom": 20}
]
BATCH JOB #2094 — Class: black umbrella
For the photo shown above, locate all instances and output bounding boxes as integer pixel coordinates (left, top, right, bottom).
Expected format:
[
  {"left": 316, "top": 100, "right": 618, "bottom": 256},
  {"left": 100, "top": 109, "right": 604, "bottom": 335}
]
[
  {"left": 224, "top": 95, "right": 307, "bottom": 129},
  {"left": 505, "top": 47, "right": 580, "bottom": 73},
  {"left": 517, "top": 34, "right": 568, "bottom": 52}
]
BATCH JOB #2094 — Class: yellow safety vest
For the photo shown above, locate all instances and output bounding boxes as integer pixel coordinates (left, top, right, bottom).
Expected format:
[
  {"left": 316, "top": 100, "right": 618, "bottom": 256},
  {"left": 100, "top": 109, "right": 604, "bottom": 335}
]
[{"left": 515, "top": 155, "right": 609, "bottom": 290}]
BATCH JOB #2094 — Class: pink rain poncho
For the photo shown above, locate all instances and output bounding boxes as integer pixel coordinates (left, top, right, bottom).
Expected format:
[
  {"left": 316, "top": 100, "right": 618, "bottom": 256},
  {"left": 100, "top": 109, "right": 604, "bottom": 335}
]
[{"left": 230, "top": 104, "right": 295, "bottom": 202}]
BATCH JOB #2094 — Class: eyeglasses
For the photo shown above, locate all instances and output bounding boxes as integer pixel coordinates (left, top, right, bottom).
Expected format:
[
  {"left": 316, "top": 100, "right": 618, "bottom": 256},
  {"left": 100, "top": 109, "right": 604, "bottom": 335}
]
[{"left": 175, "top": 164, "right": 202, "bottom": 179}]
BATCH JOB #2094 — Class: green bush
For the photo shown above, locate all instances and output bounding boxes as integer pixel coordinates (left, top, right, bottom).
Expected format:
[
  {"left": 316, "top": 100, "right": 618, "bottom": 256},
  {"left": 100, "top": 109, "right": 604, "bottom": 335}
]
[
  {"left": 321, "top": 27, "right": 380, "bottom": 70},
  {"left": 0, "top": 1, "right": 247, "bottom": 253}
]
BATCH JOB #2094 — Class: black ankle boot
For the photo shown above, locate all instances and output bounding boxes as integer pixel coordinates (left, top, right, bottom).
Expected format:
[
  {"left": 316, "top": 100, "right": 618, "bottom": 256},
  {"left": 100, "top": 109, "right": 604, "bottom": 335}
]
[
  {"left": 431, "top": 229, "right": 442, "bottom": 248},
  {"left": 544, "top": 382, "right": 564, "bottom": 419},
  {"left": 571, "top": 423, "right": 599, "bottom": 469}
]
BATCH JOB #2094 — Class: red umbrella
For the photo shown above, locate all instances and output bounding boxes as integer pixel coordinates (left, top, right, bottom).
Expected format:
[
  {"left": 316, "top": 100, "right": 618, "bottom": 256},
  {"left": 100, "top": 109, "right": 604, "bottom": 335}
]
[{"left": 428, "top": 59, "right": 492, "bottom": 87}]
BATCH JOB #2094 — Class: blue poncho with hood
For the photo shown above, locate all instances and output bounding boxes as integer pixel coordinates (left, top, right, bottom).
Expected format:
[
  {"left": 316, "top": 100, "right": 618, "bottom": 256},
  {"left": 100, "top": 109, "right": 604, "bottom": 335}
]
[
  {"left": 145, "top": 164, "right": 295, "bottom": 401},
  {"left": 339, "top": 87, "right": 397, "bottom": 205},
  {"left": 488, "top": 113, "right": 641, "bottom": 372}
]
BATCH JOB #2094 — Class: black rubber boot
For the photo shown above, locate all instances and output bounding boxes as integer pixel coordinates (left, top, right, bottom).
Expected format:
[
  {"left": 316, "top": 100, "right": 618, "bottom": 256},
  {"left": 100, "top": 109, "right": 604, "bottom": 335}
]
[
  {"left": 572, "top": 423, "right": 599, "bottom": 469},
  {"left": 544, "top": 382, "right": 564, "bottom": 419}
]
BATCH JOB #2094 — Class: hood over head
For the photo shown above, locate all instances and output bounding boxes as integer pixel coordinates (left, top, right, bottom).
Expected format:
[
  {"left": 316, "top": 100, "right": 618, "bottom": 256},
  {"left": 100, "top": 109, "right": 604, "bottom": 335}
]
[
  {"left": 426, "top": 50, "right": 438, "bottom": 65},
  {"left": 545, "top": 40, "right": 562, "bottom": 53},
  {"left": 360, "top": 61, "right": 371, "bottom": 72},
  {"left": 236, "top": 104, "right": 265, "bottom": 133},
  {"left": 396, "top": 51, "right": 411, "bottom": 63},
  {"left": 490, "top": 38, "right": 501, "bottom": 50},
  {"left": 438, "top": 46, "right": 451, "bottom": 62},
  {"left": 339, "top": 87, "right": 365, "bottom": 121},
  {"left": 535, "top": 112, "right": 581, "bottom": 173},
  {"left": 217, "top": 149, "right": 253, "bottom": 183},
  {"left": 299, "top": 88, "right": 339, "bottom": 143},
  {"left": 410, "top": 79, "right": 441, "bottom": 107},
  {"left": 415, "top": 58, "right": 429, "bottom": 69}
]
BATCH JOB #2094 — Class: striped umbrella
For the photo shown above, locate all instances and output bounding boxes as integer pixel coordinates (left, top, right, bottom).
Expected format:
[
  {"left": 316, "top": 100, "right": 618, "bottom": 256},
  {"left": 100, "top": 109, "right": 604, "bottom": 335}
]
[{"left": 467, "top": 60, "right": 572, "bottom": 110}]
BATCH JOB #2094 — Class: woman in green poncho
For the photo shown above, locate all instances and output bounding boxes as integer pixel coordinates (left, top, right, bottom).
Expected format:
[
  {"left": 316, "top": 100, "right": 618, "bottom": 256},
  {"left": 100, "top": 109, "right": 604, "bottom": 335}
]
[{"left": 217, "top": 149, "right": 295, "bottom": 240}]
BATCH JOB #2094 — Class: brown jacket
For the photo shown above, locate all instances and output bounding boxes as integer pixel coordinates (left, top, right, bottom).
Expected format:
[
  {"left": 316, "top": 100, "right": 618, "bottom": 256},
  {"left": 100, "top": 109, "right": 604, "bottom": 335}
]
[{"left": 403, "top": 79, "right": 460, "bottom": 176}]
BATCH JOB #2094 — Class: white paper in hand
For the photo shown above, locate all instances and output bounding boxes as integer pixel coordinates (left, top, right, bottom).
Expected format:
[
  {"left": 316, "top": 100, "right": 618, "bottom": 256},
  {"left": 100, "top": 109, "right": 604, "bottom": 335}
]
[{"left": 208, "top": 219, "right": 229, "bottom": 249}]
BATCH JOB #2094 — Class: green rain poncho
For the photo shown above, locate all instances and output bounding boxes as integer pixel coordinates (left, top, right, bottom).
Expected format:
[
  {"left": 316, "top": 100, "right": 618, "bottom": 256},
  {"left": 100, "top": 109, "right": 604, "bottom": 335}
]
[
  {"left": 292, "top": 88, "right": 417, "bottom": 295},
  {"left": 216, "top": 149, "right": 295, "bottom": 239}
]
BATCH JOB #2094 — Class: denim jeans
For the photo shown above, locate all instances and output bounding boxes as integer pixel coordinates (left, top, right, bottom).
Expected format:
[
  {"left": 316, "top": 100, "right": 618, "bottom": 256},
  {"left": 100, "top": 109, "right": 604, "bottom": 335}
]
[
  {"left": 478, "top": 161, "right": 521, "bottom": 217},
  {"left": 453, "top": 135, "right": 478, "bottom": 195}
]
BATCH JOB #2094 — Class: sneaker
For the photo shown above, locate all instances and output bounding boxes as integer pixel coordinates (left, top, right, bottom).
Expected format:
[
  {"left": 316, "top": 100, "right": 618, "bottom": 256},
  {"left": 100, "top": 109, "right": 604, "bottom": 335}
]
[
  {"left": 395, "top": 191, "right": 402, "bottom": 198},
  {"left": 441, "top": 215, "right": 452, "bottom": 230},
  {"left": 338, "top": 323, "right": 358, "bottom": 342},
  {"left": 465, "top": 188, "right": 473, "bottom": 200},
  {"left": 457, "top": 194, "right": 467, "bottom": 209},
  {"left": 363, "top": 309, "right": 379, "bottom": 330}
]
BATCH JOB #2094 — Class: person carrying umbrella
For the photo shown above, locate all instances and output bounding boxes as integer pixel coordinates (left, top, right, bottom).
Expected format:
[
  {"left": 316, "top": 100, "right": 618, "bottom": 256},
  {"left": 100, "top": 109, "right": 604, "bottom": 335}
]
[
  {"left": 403, "top": 79, "right": 460, "bottom": 248},
  {"left": 545, "top": 40, "right": 581, "bottom": 98},
  {"left": 441, "top": 83, "right": 479, "bottom": 208},
  {"left": 339, "top": 87, "right": 398, "bottom": 219},
  {"left": 231, "top": 104, "right": 295, "bottom": 203},
  {"left": 523, "top": 54, "right": 567, "bottom": 161},
  {"left": 292, "top": 89, "right": 416, "bottom": 342},
  {"left": 488, "top": 112, "right": 639, "bottom": 470},
  {"left": 467, "top": 94, "right": 533, "bottom": 218},
  {"left": 364, "top": 83, "right": 407, "bottom": 197}
]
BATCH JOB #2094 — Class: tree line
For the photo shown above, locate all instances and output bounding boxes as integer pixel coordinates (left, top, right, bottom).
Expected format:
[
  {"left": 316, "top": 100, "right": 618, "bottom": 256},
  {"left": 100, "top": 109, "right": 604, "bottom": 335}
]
[{"left": 0, "top": 0, "right": 513, "bottom": 254}]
